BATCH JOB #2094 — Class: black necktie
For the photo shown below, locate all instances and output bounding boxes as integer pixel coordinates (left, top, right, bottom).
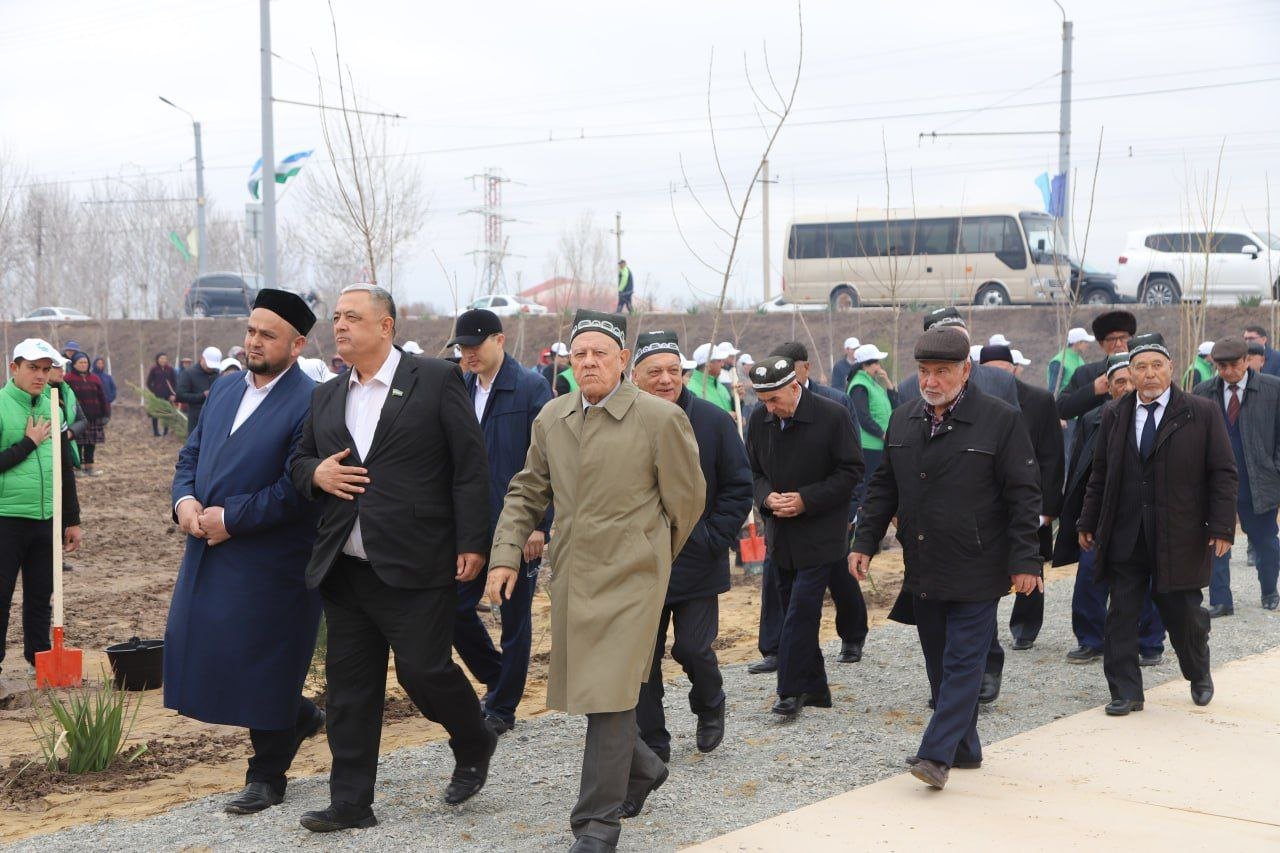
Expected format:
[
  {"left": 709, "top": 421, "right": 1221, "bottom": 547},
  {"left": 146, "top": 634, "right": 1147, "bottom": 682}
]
[{"left": 1139, "top": 401, "right": 1159, "bottom": 460}]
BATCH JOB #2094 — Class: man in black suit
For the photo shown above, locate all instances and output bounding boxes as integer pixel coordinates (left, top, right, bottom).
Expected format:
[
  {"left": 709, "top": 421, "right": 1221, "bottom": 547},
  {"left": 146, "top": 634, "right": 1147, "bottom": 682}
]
[
  {"left": 1056, "top": 310, "right": 1136, "bottom": 421},
  {"left": 976, "top": 344, "right": 1064, "bottom": 699},
  {"left": 745, "top": 357, "right": 864, "bottom": 719},
  {"left": 288, "top": 284, "right": 497, "bottom": 832}
]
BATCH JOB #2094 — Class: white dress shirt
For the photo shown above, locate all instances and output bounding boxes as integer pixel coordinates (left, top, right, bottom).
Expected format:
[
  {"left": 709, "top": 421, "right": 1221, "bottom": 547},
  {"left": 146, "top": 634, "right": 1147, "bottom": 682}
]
[
  {"left": 1224, "top": 371, "right": 1247, "bottom": 410},
  {"left": 343, "top": 347, "right": 401, "bottom": 560},
  {"left": 473, "top": 377, "right": 492, "bottom": 423},
  {"left": 1133, "top": 385, "right": 1172, "bottom": 448},
  {"left": 580, "top": 380, "right": 622, "bottom": 412}
]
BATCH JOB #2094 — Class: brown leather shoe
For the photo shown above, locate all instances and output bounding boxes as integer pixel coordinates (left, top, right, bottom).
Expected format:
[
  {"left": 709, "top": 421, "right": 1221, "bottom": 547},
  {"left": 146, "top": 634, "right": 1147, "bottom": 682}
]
[{"left": 908, "top": 757, "right": 949, "bottom": 789}]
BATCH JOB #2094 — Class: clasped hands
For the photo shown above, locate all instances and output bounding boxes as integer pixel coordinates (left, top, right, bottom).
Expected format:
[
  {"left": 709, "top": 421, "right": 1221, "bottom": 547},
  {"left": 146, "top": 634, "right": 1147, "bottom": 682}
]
[
  {"left": 176, "top": 500, "right": 231, "bottom": 546},
  {"left": 766, "top": 491, "right": 805, "bottom": 518}
]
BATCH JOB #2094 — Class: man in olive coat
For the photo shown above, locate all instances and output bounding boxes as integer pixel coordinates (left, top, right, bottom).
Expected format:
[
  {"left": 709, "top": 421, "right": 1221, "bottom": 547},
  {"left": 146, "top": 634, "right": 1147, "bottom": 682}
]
[
  {"left": 1078, "top": 333, "right": 1237, "bottom": 715},
  {"left": 486, "top": 310, "right": 704, "bottom": 853},
  {"left": 851, "top": 326, "right": 1042, "bottom": 790}
]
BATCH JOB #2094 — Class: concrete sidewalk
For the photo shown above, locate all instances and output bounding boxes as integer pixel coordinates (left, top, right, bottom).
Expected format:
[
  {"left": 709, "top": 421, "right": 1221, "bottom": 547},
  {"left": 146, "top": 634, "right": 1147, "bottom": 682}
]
[{"left": 689, "top": 647, "right": 1280, "bottom": 852}]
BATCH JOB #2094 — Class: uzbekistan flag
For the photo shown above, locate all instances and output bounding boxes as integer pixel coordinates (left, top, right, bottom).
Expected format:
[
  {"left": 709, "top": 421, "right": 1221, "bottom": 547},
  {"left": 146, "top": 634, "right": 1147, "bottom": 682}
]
[{"left": 248, "top": 150, "right": 314, "bottom": 199}]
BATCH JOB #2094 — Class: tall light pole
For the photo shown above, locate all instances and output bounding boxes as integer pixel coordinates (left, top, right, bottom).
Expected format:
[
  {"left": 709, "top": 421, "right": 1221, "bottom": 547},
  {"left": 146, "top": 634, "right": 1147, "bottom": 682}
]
[
  {"left": 260, "top": 0, "right": 278, "bottom": 289},
  {"left": 158, "top": 96, "right": 206, "bottom": 276},
  {"left": 1054, "top": 0, "right": 1073, "bottom": 250}
]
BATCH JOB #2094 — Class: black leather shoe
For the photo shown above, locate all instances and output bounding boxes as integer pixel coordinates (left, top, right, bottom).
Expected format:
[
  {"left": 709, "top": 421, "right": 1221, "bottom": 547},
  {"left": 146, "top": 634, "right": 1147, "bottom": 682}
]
[
  {"left": 836, "top": 641, "right": 863, "bottom": 663},
  {"left": 1104, "top": 698, "right": 1144, "bottom": 716},
  {"left": 801, "top": 689, "right": 832, "bottom": 708},
  {"left": 907, "top": 755, "right": 981, "bottom": 771},
  {"left": 444, "top": 725, "right": 499, "bottom": 805},
  {"left": 695, "top": 704, "right": 725, "bottom": 753},
  {"left": 747, "top": 655, "right": 778, "bottom": 674},
  {"left": 1207, "top": 604, "right": 1234, "bottom": 618},
  {"left": 1011, "top": 637, "right": 1034, "bottom": 651},
  {"left": 1139, "top": 652, "right": 1164, "bottom": 667},
  {"left": 569, "top": 836, "right": 616, "bottom": 852},
  {"left": 927, "top": 696, "right": 936, "bottom": 710},
  {"left": 483, "top": 712, "right": 512, "bottom": 735},
  {"left": 618, "top": 765, "right": 668, "bottom": 819},
  {"left": 224, "top": 782, "right": 283, "bottom": 815},
  {"left": 1066, "top": 646, "right": 1102, "bottom": 664},
  {"left": 908, "top": 757, "right": 949, "bottom": 789},
  {"left": 978, "top": 672, "right": 1001, "bottom": 705},
  {"left": 1262, "top": 593, "right": 1279, "bottom": 611},
  {"left": 771, "top": 695, "right": 801, "bottom": 718},
  {"left": 299, "top": 802, "right": 377, "bottom": 832},
  {"left": 1191, "top": 676, "right": 1214, "bottom": 707}
]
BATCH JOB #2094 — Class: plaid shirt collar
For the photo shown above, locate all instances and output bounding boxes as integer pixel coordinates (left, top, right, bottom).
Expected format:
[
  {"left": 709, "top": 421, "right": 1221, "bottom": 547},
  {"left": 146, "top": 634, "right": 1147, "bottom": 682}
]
[{"left": 923, "top": 383, "right": 968, "bottom": 437}]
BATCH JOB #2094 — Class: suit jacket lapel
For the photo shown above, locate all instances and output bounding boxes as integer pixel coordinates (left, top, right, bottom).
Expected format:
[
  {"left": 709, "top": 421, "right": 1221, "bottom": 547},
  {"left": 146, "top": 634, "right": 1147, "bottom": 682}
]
[{"left": 364, "top": 356, "right": 418, "bottom": 464}]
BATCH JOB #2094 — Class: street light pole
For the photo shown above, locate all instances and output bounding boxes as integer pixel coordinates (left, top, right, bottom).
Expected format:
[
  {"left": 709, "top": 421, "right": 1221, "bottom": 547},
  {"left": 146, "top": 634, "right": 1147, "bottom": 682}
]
[
  {"left": 158, "top": 96, "right": 206, "bottom": 276},
  {"left": 260, "top": 0, "right": 278, "bottom": 290},
  {"left": 1054, "top": 1, "right": 1073, "bottom": 250}
]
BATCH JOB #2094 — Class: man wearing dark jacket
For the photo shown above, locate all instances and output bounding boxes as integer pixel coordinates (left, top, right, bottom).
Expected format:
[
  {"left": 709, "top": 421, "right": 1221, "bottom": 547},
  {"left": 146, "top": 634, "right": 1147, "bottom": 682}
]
[
  {"left": 1078, "top": 333, "right": 1237, "bottom": 716},
  {"left": 288, "top": 285, "right": 496, "bottom": 831},
  {"left": 851, "top": 326, "right": 1042, "bottom": 790},
  {"left": 632, "top": 331, "right": 752, "bottom": 763},
  {"left": 1054, "top": 355, "right": 1165, "bottom": 665},
  {"left": 1193, "top": 337, "right": 1280, "bottom": 614},
  {"left": 1243, "top": 324, "right": 1280, "bottom": 378},
  {"left": 746, "top": 357, "right": 864, "bottom": 720},
  {"left": 176, "top": 346, "right": 222, "bottom": 430},
  {"left": 450, "top": 309, "right": 553, "bottom": 734},
  {"left": 1056, "top": 310, "right": 1136, "bottom": 421}
]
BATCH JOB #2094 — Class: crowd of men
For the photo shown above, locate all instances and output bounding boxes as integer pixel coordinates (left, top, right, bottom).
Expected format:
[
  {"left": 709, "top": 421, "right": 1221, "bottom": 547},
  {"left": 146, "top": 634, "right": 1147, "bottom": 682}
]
[{"left": 3, "top": 291, "right": 1278, "bottom": 851}]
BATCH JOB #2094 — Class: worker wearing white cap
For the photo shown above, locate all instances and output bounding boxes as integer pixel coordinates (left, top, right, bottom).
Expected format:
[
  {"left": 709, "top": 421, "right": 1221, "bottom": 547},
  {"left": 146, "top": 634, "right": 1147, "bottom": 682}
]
[
  {"left": 969, "top": 344, "right": 983, "bottom": 363},
  {"left": 402, "top": 341, "right": 425, "bottom": 355},
  {"left": 1048, "top": 327, "right": 1095, "bottom": 395},
  {"left": 1183, "top": 340, "right": 1215, "bottom": 389},
  {"left": 732, "top": 353, "right": 759, "bottom": 416},
  {"left": 543, "top": 341, "right": 571, "bottom": 395},
  {"left": 847, "top": 343, "right": 897, "bottom": 519},
  {"left": 717, "top": 342, "right": 742, "bottom": 388},
  {"left": 689, "top": 343, "right": 734, "bottom": 413},
  {"left": 988, "top": 333, "right": 1012, "bottom": 347},
  {"left": 219, "top": 357, "right": 244, "bottom": 375},
  {"left": 831, "top": 336, "right": 861, "bottom": 393},
  {"left": 175, "top": 346, "right": 223, "bottom": 430}
]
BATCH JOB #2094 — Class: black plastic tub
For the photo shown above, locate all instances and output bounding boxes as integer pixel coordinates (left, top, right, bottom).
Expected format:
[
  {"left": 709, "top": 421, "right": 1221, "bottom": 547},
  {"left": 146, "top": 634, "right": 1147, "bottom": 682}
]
[{"left": 104, "top": 637, "right": 165, "bottom": 691}]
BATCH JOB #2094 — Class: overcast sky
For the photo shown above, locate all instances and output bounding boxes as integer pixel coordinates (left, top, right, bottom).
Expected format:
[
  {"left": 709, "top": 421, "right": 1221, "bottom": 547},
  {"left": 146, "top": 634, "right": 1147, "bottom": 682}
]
[{"left": 3, "top": 0, "right": 1279, "bottom": 310}]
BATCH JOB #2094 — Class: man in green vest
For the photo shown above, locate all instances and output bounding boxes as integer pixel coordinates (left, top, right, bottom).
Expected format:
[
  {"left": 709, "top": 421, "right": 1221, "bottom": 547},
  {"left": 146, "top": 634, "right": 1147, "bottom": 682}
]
[
  {"left": 1047, "top": 327, "right": 1094, "bottom": 394},
  {"left": 688, "top": 342, "right": 735, "bottom": 414},
  {"left": 1182, "top": 341, "right": 1214, "bottom": 389},
  {"left": 0, "top": 339, "right": 82, "bottom": 676},
  {"left": 846, "top": 343, "right": 896, "bottom": 500},
  {"left": 615, "top": 259, "right": 635, "bottom": 314}
]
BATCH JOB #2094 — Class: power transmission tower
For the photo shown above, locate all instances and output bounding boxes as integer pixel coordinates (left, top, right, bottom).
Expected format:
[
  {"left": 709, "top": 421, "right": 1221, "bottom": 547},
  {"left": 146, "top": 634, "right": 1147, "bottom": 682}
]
[{"left": 464, "top": 169, "right": 516, "bottom": 294}]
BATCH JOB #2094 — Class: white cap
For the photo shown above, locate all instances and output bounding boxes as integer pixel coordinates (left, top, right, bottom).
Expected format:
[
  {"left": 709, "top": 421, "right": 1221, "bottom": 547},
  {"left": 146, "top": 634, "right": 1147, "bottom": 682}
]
[
  {"left": 201, "top": 346, "right": 223, "bottom": 365},
  {"left": 988, "top": 333, "right": 1012, "bottom": 347},
  {"left": 970, "top": 344, "right": 983, "bottom": 362},
  {"left": 1011, "top": 349, "right": 1032, "bottom": 366},
  {"left": 854, "top": 343, "right": 889, "bottom": 364},
  {"left": 681, "top": 356, "right": 698, "bottom": 370},
  {"left": 1067, "top": 327, "right": 1095, "bottom": 345},
  {"left": 737, "top": 353, "right": 755, "bottom": 367},
  {"left": 219, "top": 357, "right": 242, "bottom": 372},
  {"left": 451, "top": 346, "right": 463, "bottom": 359},
  {"left": 402, "top": 341, "right": 424, "bottom": 355},
  {"left": 693, "top": 342, "right": 713, "bottom": 365},
  {"left": 1198, "top": 340, "right": 1214, "bottom": 357},
  {"left": 712, "top": 342, "right": 738, "bottom": 360},
  {"left": 550, "top": 341, "right": 570, "bottom": 357},
  {"left": 297, "top": 357, "right": 337, "bottom": 383},
  {"left": 227, "top": 345, "right": 245, "bottom": 358},
  {"left": 843, "top": 336, "right": 860, "bottom": 350},
  {"left": 11, "top": 338, "right": 65, "bottom": 366}
]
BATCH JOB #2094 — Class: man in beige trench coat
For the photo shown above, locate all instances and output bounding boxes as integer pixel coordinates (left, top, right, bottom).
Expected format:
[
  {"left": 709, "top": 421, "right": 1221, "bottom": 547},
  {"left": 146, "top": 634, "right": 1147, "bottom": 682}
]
[{"left": 487, "top": 309, "right": 705, "bottom": 853}]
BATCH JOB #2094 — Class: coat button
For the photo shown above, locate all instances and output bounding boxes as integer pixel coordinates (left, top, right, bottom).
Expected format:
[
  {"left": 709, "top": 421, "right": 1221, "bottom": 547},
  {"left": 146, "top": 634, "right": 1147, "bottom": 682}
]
[
  {"left": 917, "top": 533, "right": 925, "bottom": 541},
  {"left": 920, "top": 592, "right": 928, "bottom": 599},
  {"left": 919, "top": 472, "right": 927, "bottom": 479}
]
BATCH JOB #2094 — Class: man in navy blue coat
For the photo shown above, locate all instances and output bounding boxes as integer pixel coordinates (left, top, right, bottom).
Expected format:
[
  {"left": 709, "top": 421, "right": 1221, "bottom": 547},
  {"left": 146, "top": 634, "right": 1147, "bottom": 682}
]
[
  {"left": 450, "top": 309, "right": 552, "bottom": 734},
  {"left": 165, "top": 290, "right": 323, "bottom": 816},
  {"left": 632, "top": 331, "right": 752, "bottom": 767}
]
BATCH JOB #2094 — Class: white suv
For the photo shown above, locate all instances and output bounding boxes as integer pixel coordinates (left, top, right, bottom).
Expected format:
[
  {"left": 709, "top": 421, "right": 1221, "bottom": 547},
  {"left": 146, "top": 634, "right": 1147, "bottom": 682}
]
[{"left": 1115, "top": 227, "right": 1280, "bottom": 305}]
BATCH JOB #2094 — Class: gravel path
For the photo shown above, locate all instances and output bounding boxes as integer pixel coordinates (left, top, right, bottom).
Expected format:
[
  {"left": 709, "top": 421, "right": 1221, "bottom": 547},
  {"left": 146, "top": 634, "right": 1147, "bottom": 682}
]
[{"left": 13, "top": 553, "right": 1280, "bottom": 852}]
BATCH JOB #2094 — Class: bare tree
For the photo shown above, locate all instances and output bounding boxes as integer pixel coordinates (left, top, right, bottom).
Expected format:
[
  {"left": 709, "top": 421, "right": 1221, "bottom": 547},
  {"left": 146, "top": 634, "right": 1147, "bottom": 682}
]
[
  {"left": 544, "top": 210, "right": 614, "bottom": 313},
  {"left": 1176, "top": 142, "right": 1228, "bottom": 385}
]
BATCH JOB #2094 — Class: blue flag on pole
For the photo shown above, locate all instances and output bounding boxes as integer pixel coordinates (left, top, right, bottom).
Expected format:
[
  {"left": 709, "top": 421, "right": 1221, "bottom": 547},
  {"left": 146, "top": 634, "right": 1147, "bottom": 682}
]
[
  {"left": 1035, "top": 173, "right": 1052, "bottom": 212},
  {"left": 1049, "top": 172, "right": 1067, "bottom": 218}
]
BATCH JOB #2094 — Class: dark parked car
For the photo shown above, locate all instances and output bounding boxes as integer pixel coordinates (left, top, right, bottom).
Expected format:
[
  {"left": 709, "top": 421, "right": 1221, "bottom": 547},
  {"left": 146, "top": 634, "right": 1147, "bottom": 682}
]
[
  {"left": 1068, "top": 259, "right": 1121, "bottom": 305},
  {"left": 184, "top": 273, "right": 255, "bottom": 318}
]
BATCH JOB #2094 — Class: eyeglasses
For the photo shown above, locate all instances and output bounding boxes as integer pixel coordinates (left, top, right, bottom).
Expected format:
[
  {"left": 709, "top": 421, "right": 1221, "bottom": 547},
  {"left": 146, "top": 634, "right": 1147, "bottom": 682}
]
[{"left": 1102, "top": 334, "right": 1131, "bottom": 344}]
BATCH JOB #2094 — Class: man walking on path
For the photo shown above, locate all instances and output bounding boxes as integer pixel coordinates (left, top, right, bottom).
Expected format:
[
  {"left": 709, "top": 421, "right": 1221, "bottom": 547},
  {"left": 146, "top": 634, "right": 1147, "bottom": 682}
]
[
  {"left": 176, "top": 346, "right": 222, "bottom": 430},
  {"left": 1078, "top": 333, "right": 1237, "bottom": 716},
  {"left": 632, "top": 330, "right": 752, "bottom": 764},
  {"left": 615, "top": 259, "right": 635, "bottom": 314},
  {"left": 1047, "top": 327, "right": 1094, "bottom": 395},
  {"left": 1193, "top": 337, "right": 1280, "bottom": 614},
  {"left": 290, "top": 284, "right": 497, "bottom": 832},
  {"left": 830, "top": 336, "right": 860, "bottom": 394},
  {"left": 1244, "top": 324, "right": 1280, "bottom": 378},
  {"left": 486, "top": 310, "right": 704, "bottom": 853},
  {"left": 851, "top": 326, "right": 1042, "bottom": 790},
  {"left": 688, "top": 342, "right": 735, "bottom": 413},
  {"left": 746, "top": 357, "right": 864, "bottom": 720},
  {"left": 450, "top": 308, "right": 553, "bottom": 734},
  {"left": 165, "top": 290, "right": 325, "bottom": 816},
  {"left": 0, "top": 339, "right": 82, "bottom": 676}
]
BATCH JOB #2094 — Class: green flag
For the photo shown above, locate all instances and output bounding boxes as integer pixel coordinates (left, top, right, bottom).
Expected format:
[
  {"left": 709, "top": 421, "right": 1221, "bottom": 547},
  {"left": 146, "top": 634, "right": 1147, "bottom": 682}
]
[{"left": 168, "top": 230, "right": 192, "bottom": 261}]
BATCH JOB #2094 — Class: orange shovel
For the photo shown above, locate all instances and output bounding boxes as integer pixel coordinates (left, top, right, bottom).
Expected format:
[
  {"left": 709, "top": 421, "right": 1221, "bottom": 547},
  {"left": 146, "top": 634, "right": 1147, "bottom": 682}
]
[
  {"left": 35, "top": 385, "right": 83, "bottom": 689},
  {"left": 739, "top": 520, "right": 766, "bottom": 575}
]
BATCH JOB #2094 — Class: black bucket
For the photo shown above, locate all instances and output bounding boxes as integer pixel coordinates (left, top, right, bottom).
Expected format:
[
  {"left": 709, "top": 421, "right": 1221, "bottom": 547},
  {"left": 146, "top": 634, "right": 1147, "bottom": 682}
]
[{"left": 105, "top": 637, "right": 165, "bottom": 691}]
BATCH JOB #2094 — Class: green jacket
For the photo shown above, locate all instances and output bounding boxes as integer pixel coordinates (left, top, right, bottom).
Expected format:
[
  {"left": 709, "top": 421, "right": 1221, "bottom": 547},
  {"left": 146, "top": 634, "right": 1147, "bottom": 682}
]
[
  {"left": 848, "top": 370, "right": 892, "bottom": 451},
  {"left": 1183, "top": 356, "right": 1212, "bottom": 389},
  {"left": 688, "top": 369, "right": 732, "bottom": 412},
  {"left": 45, "top": 382, "right": 81, "bottom": 468},
  {"left": 1047, "top": 347, "right": 1085, "bottom": 394},
  {"left": 558, "top": 367, "right": 579, "bottom": 392},
  {"left": 0, "top": 379, "right": 57, "bottom": 520}
]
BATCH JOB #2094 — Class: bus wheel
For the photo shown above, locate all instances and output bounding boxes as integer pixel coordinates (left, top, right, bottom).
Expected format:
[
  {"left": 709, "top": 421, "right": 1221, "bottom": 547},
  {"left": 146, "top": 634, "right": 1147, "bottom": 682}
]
[
  {"left": 829, "top": 285, "right": 859, "bottom": 311},
  {"left": 974, "top": 283, "right": 1010, "bottom": 306}
]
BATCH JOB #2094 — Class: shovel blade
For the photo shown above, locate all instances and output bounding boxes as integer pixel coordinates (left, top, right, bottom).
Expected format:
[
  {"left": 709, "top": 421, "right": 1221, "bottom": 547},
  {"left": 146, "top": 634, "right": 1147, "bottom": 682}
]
[{"left": 34, "top": 628, "right": 83, "bottom": 689}]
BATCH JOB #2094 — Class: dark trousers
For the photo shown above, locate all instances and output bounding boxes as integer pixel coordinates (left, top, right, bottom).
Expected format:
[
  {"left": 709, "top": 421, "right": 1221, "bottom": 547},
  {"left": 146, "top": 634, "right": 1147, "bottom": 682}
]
[
  {"left": 614, "top": 291, "right": 634, "bottom": 313},
  {"left": 636, "top": 596, "right": 724, "bottom": 755},
  {"left": 572, "top": 708, "right": 666, "bottom": 846},
  {"left": 1210, "top": 500, "right": 1280, "bottom": 608},
  {"left": 319, "top": 556, "right": 490, "bottom": 807},
  {"left": 914, "top": 597, "right": 998, "bottom": 768},
  {"left": 757, "top": 555, "right": 868, "bottom": 657},
  {"left": 1104, "top": 552, "right": 1211, "bottom": 702},
  {"left": 856, "top": 448, "right": 883, "bottom": 514},
  {"left": 775, "top": 560, "right": 848, "bottom": 697},
  {"left": 1071, "top": 546, "right": 1165, "bottom": 655},
  {"left": 0, "top": 516, "right": 54, "bottom": 669},
  {"left": 78, "top": 443, "right": 96, "bottom": 465},
  {"left": 453, "top": 562, "right": 538, "bottom": 725},
  {"left": 150, "top": 416, "right": 169, "bottom": 437},
  {"left": 247, "top": 696, "right": 322, "bottom": 795}
]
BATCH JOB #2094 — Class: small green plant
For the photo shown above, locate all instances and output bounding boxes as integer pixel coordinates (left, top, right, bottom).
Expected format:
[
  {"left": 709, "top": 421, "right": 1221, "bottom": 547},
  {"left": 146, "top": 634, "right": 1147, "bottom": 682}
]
[
  {"left": 31, "top": 676, "right": 146, "bottom": 774},
  {"left": 1238, "top": 294, "right": 1263, "bottom": 308},
  {"left": 127, "top": 383, "right": 189, "bottom": 439}
]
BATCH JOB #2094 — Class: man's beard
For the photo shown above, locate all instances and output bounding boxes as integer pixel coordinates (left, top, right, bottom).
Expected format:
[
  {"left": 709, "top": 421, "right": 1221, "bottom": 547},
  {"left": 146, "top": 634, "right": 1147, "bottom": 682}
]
[
  {"left": 921, "top": 385, "right": 962, "bottom": 407},
  {"left": 247, "top": 355, "right": 285, "bottom": 376}
]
